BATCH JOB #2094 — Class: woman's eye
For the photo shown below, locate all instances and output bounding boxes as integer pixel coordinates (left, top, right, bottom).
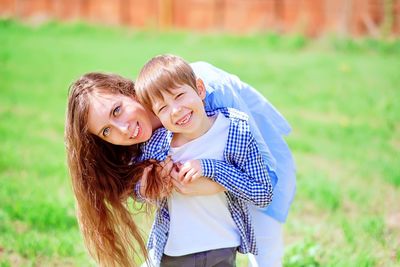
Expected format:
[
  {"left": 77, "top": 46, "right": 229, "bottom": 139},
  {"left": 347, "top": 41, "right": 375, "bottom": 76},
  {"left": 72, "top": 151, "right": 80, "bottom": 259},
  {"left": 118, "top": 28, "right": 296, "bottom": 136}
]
[
  {"left": 175, "top": 93, "right": 184, "bottom": 99},
  {"left": 113, "top": 106, "right": 121, "bottom": 116},
  {"left": 103, "top": 127, "right": 110, "bottom": 137}
]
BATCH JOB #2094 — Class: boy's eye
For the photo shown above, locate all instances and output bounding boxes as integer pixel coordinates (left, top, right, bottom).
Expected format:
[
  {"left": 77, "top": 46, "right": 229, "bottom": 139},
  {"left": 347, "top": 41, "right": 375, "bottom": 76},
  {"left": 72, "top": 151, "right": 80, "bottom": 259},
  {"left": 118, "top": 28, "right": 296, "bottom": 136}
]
[
  {"left": 103, "top": 127, "right": 110, "bottom": 137},
  {"left": 113, "top": 106, "right": 121, "bottom": 116},
  {"left": 175, "top": 93, "right": 184, "bottom": 99},
  {"left": 158, "top": 106, "right": 166, "bottom": 114}
]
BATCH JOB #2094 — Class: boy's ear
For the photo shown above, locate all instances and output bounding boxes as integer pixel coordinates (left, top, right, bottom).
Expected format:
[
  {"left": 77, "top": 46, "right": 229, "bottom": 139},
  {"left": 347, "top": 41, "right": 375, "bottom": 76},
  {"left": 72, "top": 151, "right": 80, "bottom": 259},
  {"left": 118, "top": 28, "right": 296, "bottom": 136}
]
[{"left": 196, "top": 78, "right": 206, "bottom": 100}]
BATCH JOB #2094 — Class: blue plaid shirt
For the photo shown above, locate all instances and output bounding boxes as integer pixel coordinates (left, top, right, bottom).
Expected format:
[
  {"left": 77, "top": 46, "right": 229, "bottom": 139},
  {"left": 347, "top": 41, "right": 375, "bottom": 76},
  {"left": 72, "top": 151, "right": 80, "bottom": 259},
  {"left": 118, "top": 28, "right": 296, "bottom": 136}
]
[{"left": 135, "top": 108, "right": 273, "bottom": 265}]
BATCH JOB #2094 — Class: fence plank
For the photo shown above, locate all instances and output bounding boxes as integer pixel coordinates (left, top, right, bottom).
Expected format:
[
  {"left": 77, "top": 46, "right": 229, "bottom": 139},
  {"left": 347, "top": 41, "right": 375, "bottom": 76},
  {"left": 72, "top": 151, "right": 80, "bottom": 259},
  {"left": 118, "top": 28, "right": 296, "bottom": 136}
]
[{"left": 0, "top": 0, "right": 398, "bottom": 36}]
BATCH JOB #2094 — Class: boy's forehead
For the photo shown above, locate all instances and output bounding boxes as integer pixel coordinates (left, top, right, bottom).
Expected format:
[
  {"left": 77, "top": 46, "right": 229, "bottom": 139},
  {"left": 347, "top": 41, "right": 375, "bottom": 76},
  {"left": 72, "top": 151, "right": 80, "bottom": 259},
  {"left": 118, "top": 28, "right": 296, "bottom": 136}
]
[
  {"left": 154, "top": 85, "right": 176, "bottom": 97},
  {"left": 148, "top": 84, "right": 196, "bottom": 103}
]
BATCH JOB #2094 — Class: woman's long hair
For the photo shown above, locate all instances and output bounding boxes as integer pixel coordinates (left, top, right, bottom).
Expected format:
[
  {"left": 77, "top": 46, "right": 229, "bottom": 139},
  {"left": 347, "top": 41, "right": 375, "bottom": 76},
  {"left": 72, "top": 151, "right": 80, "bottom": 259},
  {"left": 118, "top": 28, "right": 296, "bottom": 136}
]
[{"left": 65, "top": 73, "right": 149, "bottom": 266}]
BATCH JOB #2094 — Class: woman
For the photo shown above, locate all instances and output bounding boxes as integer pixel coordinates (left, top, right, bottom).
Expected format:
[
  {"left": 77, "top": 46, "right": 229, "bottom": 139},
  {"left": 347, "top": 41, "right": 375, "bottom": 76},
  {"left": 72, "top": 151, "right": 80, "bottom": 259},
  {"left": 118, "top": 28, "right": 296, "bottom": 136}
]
[{"left": 65, "top": 61, "right": 296, "bottom": 267}]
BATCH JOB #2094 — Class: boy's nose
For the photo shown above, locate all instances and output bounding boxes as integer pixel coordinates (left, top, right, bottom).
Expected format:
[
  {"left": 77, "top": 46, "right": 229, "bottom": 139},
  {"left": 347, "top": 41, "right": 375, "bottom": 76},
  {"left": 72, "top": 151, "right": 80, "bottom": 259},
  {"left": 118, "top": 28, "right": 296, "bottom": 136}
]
[{"left": 171, "top": 105, "right": 182, "bottom": 116}]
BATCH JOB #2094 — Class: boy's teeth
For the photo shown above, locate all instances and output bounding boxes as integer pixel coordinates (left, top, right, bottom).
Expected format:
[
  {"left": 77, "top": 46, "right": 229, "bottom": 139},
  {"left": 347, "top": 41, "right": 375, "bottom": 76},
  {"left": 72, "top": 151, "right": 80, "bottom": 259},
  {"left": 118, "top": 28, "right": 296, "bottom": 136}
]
[{"left": 177, "top": 113, "right": 191, "bottom": 125}]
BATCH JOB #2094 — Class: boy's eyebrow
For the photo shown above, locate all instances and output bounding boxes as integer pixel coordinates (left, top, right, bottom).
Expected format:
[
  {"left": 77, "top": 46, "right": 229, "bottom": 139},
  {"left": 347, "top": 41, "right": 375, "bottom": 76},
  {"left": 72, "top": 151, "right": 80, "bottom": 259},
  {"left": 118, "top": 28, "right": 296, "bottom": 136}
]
[{"left": 152, "top": 100, "right": 163, "bottom": 110}]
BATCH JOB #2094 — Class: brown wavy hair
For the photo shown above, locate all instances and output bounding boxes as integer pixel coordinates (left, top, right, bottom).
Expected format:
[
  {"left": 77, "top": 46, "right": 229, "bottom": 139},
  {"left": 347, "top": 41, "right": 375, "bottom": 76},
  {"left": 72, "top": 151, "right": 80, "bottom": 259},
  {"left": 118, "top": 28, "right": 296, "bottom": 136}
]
[{"left": 65, "top": 72, "right": 150, "bottom": 266}]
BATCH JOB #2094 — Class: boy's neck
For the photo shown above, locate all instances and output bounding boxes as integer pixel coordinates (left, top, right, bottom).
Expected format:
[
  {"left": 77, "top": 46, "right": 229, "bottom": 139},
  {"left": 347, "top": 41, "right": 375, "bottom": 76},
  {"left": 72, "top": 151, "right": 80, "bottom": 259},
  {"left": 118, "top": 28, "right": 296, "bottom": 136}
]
[{"left": 171, "top": 114, "right": 217, "bottom": 147}]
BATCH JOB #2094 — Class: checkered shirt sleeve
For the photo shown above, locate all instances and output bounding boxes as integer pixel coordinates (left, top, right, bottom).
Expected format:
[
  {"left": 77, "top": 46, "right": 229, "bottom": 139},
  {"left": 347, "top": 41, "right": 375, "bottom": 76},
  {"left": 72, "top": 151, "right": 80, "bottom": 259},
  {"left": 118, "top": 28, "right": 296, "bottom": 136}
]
[{"left": 201, "top": 108, "right": 274, "bottom": 207}]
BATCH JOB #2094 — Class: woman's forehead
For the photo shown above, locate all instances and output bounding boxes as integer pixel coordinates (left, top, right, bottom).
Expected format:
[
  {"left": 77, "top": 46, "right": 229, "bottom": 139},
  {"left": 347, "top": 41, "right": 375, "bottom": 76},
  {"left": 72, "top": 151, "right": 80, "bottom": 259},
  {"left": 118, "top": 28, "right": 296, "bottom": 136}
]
[
  {"left": 90, "top": 91, "right": 135, "bottom": 104},
  {"left": 89, "top": 92, "right": 114, "bottom": 108}
]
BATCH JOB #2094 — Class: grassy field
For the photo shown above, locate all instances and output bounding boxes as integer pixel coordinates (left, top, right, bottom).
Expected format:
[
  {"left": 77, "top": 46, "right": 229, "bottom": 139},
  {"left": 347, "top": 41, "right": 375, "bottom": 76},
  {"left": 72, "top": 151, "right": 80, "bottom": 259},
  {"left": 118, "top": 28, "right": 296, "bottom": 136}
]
[{"left": 0, "top": 19, "right": 399, "bottom": 266}]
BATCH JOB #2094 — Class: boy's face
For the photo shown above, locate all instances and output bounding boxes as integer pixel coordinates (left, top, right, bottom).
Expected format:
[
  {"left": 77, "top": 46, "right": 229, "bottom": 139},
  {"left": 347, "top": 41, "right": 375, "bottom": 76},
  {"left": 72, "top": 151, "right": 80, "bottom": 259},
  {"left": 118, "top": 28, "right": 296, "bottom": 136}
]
[
  {"left": 87, "top": 92, "right": 154, "bottom": 146},
  {"left": 151, "top": 79, "right": 209, "bottom": 141}
]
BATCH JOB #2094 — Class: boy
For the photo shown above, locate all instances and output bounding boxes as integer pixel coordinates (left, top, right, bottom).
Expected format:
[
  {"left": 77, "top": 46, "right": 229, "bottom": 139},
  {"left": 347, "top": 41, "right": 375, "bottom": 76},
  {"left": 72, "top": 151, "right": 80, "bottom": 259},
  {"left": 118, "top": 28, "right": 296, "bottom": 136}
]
[{"left": 135, "top": 54, "right": 274, "bottom": 266}]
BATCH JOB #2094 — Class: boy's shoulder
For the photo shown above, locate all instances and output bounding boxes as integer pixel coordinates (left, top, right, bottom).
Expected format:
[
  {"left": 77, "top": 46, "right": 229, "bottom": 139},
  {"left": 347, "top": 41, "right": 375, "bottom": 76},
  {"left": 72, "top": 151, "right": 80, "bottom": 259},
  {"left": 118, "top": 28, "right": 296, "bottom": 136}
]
[
  {"left": 207, "top": 107, "right": 249, "bottom": 123},
  {"left": 207, "top": 108, "right": 252, "bottom": 140},
  {"left": 140, "top": 127, "right": 171, "bottom": 156}
]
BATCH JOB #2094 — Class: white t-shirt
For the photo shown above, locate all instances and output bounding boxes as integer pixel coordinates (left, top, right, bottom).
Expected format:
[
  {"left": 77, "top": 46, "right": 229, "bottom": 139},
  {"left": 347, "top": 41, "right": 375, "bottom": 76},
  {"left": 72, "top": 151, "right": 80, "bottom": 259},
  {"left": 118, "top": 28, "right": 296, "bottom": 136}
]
[{"left": 164, "top": 113, "right": 241, "bottom": 256}]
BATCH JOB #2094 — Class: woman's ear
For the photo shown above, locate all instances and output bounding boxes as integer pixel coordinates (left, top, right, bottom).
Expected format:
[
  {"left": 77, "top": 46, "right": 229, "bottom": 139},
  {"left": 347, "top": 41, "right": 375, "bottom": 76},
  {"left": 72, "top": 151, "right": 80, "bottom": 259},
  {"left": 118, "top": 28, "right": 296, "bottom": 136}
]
[{"left": 196, "top": 78, "right": 206, "bottom": 100}]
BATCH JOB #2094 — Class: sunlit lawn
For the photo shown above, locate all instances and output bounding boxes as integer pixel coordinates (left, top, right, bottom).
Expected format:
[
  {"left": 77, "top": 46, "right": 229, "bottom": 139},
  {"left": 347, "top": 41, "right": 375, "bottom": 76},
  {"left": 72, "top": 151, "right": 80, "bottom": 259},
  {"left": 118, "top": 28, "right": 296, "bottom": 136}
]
[{"left": 0, "top": 19, "right": 399, "bottom": 266}]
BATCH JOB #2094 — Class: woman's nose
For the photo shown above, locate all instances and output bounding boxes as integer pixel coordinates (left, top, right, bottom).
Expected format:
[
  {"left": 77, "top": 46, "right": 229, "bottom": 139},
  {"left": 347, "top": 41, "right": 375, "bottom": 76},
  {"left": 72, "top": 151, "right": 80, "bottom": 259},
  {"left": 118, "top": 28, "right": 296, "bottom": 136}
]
[{"left": 112, "top": 120, "right": 129, "bottom": 134}]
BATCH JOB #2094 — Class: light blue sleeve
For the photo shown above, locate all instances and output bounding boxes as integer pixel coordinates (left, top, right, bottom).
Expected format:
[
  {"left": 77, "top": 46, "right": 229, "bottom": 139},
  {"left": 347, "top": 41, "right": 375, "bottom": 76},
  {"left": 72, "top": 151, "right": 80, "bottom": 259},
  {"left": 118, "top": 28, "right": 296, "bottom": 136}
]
[
  {"left": 191, "top": 61, "right": 296, "bottom": 222},
  {"left": 191, "top": 62, "right": 277, "bottom": 182}
]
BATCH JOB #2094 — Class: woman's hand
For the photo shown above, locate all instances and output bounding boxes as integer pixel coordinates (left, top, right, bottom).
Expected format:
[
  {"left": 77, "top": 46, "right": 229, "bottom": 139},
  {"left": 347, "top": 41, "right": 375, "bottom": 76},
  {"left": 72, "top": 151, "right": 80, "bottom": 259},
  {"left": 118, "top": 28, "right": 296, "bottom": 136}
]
[
  {"left": 171, "top": 176, "right": 226, "bottom": 196},
  {"left": 139, "top": 157, "right": 175, "bottom": 199}
]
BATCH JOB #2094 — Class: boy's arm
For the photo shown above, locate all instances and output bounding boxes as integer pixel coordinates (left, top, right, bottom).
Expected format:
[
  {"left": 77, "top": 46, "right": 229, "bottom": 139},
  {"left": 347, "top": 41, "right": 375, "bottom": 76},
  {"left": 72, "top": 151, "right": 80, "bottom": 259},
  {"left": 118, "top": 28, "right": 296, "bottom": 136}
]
[{"left": 200, "top": 131, "right": 274, "bottom": 208}]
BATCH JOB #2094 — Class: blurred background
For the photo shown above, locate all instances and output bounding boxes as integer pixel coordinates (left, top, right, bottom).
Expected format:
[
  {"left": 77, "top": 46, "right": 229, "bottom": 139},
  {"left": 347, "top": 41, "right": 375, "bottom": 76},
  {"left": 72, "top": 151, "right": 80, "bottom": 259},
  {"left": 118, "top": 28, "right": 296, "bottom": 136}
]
[
  {"left": 0, "top": 0, "right": 400, "bottom": 37},
  {"left": 0, "top": 0, "right": 399, "bottom": 266}
]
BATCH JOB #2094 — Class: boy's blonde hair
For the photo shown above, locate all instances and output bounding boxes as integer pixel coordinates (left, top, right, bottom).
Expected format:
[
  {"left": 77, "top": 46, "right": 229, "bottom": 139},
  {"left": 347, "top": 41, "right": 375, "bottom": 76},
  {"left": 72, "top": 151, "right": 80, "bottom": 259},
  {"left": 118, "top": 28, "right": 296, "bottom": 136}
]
[{"left": 135, "top": 54, "right": 198, "bottom": 111}]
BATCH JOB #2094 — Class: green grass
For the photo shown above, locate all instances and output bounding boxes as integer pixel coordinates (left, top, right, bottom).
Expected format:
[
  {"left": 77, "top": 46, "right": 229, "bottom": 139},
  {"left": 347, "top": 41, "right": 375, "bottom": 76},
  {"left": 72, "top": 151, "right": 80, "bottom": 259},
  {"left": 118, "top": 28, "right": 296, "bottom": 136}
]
[{"left": 0, "top": 19, "right": 399, "bottom": 266}]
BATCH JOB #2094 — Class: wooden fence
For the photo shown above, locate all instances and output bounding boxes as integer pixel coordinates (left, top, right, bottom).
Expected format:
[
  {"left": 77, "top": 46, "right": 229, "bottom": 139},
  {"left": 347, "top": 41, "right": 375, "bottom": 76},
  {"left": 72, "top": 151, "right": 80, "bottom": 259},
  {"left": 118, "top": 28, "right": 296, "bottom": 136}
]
[{"left": 0, "top": 0, "right": 399, "bottom": 37}]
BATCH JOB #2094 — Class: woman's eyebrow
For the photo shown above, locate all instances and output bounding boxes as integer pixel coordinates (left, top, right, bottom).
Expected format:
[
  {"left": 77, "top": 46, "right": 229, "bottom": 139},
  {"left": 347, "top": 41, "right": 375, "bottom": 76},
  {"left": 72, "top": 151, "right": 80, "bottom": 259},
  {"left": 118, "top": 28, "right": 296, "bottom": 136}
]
[{"left": 97, "top": 127, "right": 104, "bottom": 136}]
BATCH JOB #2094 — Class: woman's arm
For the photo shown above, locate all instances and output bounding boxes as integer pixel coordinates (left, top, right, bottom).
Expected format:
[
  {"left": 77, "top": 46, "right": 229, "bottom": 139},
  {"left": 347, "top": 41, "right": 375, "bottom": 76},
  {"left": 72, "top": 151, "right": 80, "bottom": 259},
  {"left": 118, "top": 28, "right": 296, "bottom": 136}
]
[
  {"left": 172, "top": 177, "right": 226, "bottom": 196},
  {"left": 200, "top": 134, "right": 274, "bottom": 208},
  {"left": 176, "top": 116, "right": 274, "bottom": 207},
  {"left": 192, "top": 62, "right": 279, "bottom": 186}
]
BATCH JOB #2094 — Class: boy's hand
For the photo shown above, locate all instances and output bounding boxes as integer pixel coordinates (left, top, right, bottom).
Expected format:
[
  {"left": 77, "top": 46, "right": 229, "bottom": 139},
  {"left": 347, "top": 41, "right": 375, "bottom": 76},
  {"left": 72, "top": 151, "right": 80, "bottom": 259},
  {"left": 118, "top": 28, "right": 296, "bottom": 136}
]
[{"left": 177, "top": 160, "right": 203, "bottom": 184}]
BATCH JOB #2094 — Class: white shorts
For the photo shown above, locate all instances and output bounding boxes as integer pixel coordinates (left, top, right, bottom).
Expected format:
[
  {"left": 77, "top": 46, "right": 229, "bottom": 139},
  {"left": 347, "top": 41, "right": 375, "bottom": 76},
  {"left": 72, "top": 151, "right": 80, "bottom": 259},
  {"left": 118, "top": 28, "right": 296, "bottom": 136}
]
[{"left": 248, "top": 207, "right": 284, "bottom": 267}]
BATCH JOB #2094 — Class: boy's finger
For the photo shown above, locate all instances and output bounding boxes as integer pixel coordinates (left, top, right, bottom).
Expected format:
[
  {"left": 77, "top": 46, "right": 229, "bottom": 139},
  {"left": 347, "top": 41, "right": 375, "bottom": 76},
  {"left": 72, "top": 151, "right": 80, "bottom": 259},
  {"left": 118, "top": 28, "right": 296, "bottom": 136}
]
[
  {"left": 170, "top": 166, "right": 179, "bottom": 180},
  {"left": 183, "top": 169, "right": 197, "bottom": 184},
  {"left": 178, "top": 165, "right": 190, "bottom": 181}
]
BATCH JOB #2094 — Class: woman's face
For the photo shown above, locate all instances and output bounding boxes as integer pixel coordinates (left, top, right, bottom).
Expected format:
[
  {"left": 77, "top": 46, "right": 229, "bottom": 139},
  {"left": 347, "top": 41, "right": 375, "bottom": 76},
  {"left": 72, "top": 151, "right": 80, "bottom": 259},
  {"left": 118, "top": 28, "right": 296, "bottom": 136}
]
[{"left": 87, "top": 92, "right": 155, "bottom": 146}]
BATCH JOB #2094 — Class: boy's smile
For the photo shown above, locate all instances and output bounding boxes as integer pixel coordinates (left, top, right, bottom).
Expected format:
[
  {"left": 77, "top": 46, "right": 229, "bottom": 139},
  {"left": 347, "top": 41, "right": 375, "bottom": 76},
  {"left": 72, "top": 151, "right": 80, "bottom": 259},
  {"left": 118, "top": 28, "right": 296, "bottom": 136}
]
[
  {"left": 175, "top": 111, "right": 192, "bottom": 126},
  {"left": 152, "top": 80, "right": 214, "bottom": 146}
]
